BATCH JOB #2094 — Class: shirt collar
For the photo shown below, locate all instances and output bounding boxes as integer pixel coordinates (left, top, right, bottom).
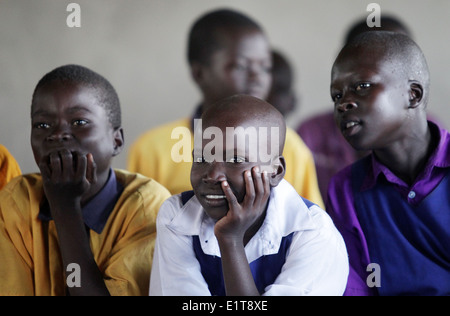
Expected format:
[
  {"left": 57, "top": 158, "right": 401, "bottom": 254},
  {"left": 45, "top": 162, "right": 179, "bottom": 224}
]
[
  {"left": 167, "top": 179, "right": 316, "bottom": 259},
  {"left": 362, "top": 121, "right": 450, "bottom": 191},
  {"left": 38, "top": 169, "right": 124, "bottom": 234}
]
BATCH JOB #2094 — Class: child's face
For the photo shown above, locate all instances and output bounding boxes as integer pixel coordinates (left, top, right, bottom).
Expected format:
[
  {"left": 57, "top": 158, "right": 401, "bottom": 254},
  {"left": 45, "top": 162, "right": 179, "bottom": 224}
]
[
  {"left": 190, "top": 114, "right": 279, "bottom": 221},
  {"left": 31, "top": 81, "right": 122, "bottom": 178},
  {"left": 330, "top": 46, "right": 410, "bottom": 151},
  {"left": 197, "top": 29, "right": 272, "bottom": 106}
]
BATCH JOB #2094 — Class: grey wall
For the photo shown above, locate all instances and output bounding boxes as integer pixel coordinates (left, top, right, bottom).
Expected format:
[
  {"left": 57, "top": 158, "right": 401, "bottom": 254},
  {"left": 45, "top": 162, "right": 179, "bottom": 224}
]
[{"left": 1, "top": 0, "right": 449, "bottom": 174}]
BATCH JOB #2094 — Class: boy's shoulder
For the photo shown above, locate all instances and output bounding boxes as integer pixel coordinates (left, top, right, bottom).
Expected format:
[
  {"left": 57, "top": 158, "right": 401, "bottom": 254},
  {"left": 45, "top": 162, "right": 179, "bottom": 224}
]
[
  {"left": 113, "top": 169, "right": 171, "bottom": 204},
  {"left": 330, "top": 154, "right": 371, "bottom": 184},
  {"left": 0, "top": 173, "right": 43, "bottom": 198},
  {"left": 0, "top": 144, "right": 12, "bottom": 160},
  {"left": 267, "top": 180, "right": 324, "bottom": 233},
  {"left": 0, "top": 174, "right": 44, "bottom": 224},
  {"left": 156, "top": 191, "right": 205, "bottom": 236}
]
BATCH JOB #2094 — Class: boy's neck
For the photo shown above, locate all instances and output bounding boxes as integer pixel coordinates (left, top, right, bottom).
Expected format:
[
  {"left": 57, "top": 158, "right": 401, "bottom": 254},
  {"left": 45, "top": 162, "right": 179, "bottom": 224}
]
[{"left": 374, "top": 122, "right": 436, "bottom": 185}]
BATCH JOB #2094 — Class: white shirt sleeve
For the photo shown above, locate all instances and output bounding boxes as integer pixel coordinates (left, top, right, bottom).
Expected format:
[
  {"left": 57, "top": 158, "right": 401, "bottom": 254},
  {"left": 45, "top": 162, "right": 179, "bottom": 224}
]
[
  {"left": 149, "top": 197, "right": 211, "bottom": 296},
  {"left": 263, "top": 205, "right": 349, "bottom": 296}
]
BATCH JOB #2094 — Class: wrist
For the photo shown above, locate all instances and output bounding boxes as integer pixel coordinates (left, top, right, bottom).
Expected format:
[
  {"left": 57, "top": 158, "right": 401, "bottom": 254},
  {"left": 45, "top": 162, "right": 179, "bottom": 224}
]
[
  {"left": 48, "top": 199, "right": 82, "bottom": 221},
  {"left": 216, "top": 234, "right": 244, "bottom": 249}
]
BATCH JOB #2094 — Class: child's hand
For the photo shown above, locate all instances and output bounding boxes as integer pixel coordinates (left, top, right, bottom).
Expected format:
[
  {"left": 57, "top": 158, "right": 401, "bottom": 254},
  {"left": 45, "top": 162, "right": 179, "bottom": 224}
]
[
  {"left": 214, "top": 166, "right": 270, "bottom": 244},
  {"left": 39, "top": 149, "right": 97, "bottom": 211}
]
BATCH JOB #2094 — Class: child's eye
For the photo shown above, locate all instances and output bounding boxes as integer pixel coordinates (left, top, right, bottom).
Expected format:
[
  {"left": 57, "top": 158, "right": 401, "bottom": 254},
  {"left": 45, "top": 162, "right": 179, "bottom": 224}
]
[
  {"left": 226, "top": 156, "right": 246, "bottom": 164},
  {"left": 72, "top": 119, "right": 88, "bottom": 127},
  {"left": 356, "top": 83, "right": 371, "bottom": 91},
  {"left": 331, "top": 93, "right": 342, "bottom": 103},
  {"left": 33, "top": 122, "right": 51, "bottom": 129},
  {"left": 233, "top": 63, "right": 248, "bottom": 71}
]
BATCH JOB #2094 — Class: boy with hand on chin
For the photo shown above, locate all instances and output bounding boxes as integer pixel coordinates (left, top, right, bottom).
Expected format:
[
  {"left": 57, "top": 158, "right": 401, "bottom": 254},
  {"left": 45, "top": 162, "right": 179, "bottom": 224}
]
[
  {"left": 327, "top": 32, "right": 450, "bottom": 295},
  {"left": 0, "top": 65, "right": 170, "bottom": 296},
  {"left": 150, "top": 95, "right": 348, "bottom": 296}
]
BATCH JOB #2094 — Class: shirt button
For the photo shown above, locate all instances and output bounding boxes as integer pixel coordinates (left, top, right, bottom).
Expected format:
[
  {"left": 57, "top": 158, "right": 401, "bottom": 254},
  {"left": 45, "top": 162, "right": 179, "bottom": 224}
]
[{"left": 408, "top": 191, "right": 416, "bottom": 199}]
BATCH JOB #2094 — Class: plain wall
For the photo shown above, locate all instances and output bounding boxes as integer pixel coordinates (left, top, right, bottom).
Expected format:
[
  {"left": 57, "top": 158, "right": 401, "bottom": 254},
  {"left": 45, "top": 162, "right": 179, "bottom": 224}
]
[{"left": 1, "top": 0, "right": 449, "bottom": 174}]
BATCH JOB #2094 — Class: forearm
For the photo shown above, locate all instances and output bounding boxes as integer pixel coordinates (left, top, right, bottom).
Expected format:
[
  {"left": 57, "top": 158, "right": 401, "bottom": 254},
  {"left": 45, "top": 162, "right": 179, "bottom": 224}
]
[
  {"left": 51, "top": 205, "right": 110, "bottom": 296},
  {"left": 218, "top": 238, "right": 260, "bottom": 296}
]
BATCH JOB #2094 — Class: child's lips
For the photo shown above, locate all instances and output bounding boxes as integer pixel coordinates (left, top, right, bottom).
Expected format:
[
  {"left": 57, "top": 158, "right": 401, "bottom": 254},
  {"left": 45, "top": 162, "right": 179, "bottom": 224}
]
[
  {"left": 203, "top": 195, "right": 228, "bottom": 208},
  {"left": 341, "top": 120, "right": 362, "bottom": 137},
  {"left": 201, "top": 192, "right": 228, "bottom": 207},
  {"left": 205, "top": 194, "right": 226, "bottom": 199}
]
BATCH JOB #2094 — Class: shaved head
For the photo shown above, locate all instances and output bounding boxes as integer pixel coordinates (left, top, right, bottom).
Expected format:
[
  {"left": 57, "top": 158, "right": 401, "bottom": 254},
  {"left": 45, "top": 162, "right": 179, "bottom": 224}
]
[
  {"left": 202, "top": 94, "right": 286, "bottom": 153},
  {"left": 338, "top": 31, "right": 430, "bottom": 105}
]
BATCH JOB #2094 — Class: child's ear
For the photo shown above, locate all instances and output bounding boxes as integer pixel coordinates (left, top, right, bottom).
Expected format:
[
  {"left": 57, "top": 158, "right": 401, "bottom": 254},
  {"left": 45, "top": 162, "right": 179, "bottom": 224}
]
[
  {"left": 112, "top": 127, "right": 124, "bottom": 157},
  {"left": 408, "top": 81, "right": 424, "bottom": 109},
  {"left": 269, "top": 156, "right": 286, "bottom": 187},
  {"left": 190, "top": 62, "right": 204, "bottom": 86}
]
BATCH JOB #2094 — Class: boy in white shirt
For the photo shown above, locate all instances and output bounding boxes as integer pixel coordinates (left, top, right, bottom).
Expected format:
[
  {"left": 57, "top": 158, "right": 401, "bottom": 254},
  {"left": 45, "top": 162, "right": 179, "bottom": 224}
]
[{"left": 150, "top": 95, "right": 348, "bottom": 296}]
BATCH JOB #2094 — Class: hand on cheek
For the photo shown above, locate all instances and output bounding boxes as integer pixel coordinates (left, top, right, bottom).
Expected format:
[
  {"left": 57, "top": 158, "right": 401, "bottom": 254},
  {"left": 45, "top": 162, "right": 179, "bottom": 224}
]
[{"left": 214, "top": 166, "right": 270, "bottom": 243}]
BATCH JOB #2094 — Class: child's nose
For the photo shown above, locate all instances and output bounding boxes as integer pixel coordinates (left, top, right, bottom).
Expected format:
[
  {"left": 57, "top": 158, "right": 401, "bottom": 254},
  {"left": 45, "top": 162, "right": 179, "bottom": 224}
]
[
  {"left": 46, "top": 124, "right": 72, "bottom": 142},
  {"left": 203, "top": 162, "right": 227, "bottom": 184},
  {"left": 336, "top": 99, "right": 358, "bottom": 113},
  {"left": 337, "top": 102, "right": 357, "bottom": 112},
  {"left": 248, "top": 63, "right": 265, "bottom": 80}
]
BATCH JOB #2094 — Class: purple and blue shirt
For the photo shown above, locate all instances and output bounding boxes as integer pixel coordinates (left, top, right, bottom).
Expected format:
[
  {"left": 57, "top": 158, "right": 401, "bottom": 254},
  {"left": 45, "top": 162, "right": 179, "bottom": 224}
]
[{"left": 326, "top": 122, "right": 450, "bottom": 296}]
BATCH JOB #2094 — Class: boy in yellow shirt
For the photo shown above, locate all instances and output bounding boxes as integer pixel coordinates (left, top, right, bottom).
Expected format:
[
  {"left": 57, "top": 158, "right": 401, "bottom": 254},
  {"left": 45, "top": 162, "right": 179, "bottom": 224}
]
[
  {"left": 128, "top": 9, "right": 323, "bottom": 208},
  {"left": 0, "top": 65, "right": 170, "bottom": 296}
]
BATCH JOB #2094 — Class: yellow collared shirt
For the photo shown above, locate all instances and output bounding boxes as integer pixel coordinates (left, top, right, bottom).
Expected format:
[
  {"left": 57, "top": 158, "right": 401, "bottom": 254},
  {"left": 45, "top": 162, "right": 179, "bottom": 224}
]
[{"left": 0, "top": 169, "right": 170, "bottom": 296}]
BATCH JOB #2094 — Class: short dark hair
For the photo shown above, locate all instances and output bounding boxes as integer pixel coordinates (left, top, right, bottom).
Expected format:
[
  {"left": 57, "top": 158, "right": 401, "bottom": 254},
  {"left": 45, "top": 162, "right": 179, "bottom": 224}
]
[
  {"left": 187, "top": 8, "right": 263, "bottom": 66},
  {"left": 32, "top": 64, "right": 121, "bottom": 129}
]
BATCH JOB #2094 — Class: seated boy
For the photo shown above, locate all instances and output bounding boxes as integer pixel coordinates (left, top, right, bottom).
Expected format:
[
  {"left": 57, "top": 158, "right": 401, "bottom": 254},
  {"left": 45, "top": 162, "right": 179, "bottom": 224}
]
[
  {"left": 150, "top": 95, "right": 348, "bottom": 296},
  {"left": 297, "top": 15, "right": 412, "bottom": 205},
  {"left": 128, "top": 8, "right": 324, "bottom": 208},
  {"left": 0, "top": 65, "right": 170, "bottom": 296},
  {"left": 0, "top": 144, "right": 21, "bottom": 190},
  {"left": 327, "top": 32, "right": 450, "bottom": 295}
]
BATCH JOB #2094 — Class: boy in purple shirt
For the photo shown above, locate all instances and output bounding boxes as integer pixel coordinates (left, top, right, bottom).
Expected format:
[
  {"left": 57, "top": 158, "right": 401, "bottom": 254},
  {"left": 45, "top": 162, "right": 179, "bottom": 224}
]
[{"left": 327, "top": 31, "right": 450, "bottom": 296}]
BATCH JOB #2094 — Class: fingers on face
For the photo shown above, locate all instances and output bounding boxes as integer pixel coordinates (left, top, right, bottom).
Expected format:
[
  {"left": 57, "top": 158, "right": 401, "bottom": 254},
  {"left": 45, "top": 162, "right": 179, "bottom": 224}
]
[
  {"left": 221, "top": 180, "right": 239, "bottom": 208},
  {"left": 248, "top": 167, "right": 270, "bottom": 207},
  {"left": 222, "top": 166, "right": 270, "bottom": 212},
  {"left": 41, "top": 150, "right": 96, "bottom": 184}
]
